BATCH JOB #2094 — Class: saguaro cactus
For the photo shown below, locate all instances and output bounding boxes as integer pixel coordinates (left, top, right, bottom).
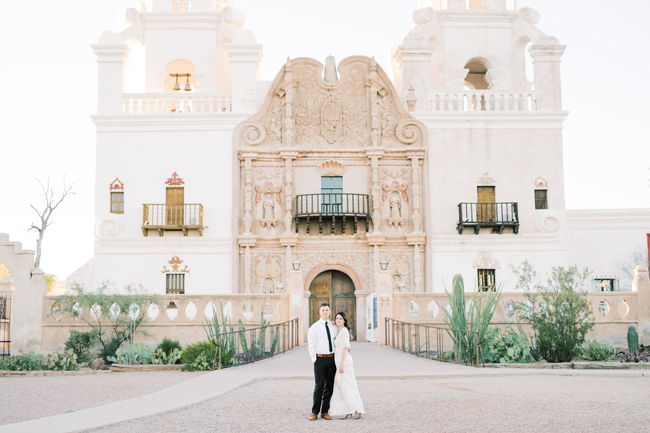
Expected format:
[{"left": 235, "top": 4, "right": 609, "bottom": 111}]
[
  {"left": 627, "top": 325, "right": 638, "bottom": 353},
  {"left": 452, "top": 274, "right": 467, "bottom": 331}
]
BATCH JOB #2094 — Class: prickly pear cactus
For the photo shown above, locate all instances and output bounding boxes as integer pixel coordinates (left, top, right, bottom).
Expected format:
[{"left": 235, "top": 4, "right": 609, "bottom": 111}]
[{"left": 627, "top": 325, "right": 638, "bottom": 353}]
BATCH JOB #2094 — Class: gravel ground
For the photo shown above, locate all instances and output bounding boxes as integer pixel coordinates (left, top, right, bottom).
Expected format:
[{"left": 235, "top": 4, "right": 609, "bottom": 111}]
[
  {"left": 1, "top": 371, "right": 207, "bottom": 425},
  {"left": 87, "top": 375, "right": 649, "bottom": 433}
]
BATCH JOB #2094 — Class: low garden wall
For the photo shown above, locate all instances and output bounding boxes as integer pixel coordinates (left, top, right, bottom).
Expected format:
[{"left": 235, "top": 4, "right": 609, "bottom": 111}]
[{"left": 41, "top": 294, "right": 290, "bottom": 352}]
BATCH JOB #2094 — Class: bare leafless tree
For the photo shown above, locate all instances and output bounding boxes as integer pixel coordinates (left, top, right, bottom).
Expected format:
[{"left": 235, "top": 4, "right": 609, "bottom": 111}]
[
  {"left": 29, "top": 176, "right": 76, "bottom": 270},
  {"left": 614, "top": 248, "right": 649, "bottom": 289}
]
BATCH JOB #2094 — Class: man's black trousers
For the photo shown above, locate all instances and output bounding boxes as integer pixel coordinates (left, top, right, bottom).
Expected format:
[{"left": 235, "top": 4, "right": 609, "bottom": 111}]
[{"left": 312, "top": 356, "right": 336, "bottom": 415}]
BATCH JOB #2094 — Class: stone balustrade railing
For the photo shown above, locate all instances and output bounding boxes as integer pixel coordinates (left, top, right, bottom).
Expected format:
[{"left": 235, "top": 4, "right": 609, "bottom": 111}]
[
  {"left": 429, "top": 91, "right": 538, "bottom": 112},
  {"left": 43, "top": 294, "right": 289, "bottom": 327},
  {"left": 393, "top": 291, "right": 638, "bottom": 325},
  {"left": 122, "top": 93, "right": 232, "bottom": 115}
]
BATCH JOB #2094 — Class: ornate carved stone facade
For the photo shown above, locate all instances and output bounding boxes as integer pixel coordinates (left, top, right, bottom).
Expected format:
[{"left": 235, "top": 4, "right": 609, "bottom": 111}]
[{"left": 235, "top": 56, "right": 427, "bottom": 338}]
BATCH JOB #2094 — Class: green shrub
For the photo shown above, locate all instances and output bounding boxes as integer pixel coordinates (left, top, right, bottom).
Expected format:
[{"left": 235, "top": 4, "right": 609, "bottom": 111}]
[
  {"left": 65, "top": 330, "right": 98, "bottom": 363},
  {"left": 181, "top": 341, "right": 216, "bottom": 371},
  {"left": 156, "top": 338, "right": 182, "bottom": 359},
  {"left": 581, "top": 340, "right": 617, "bottom": 361},
  {"left": 189, "top": 353, "right": 212, "bottom": 371},
  {"left": 152, "top": 348, "right": 182, "bottom": 365},
  {"left": 99, "top": 337, "right": 121, "bottom": 363},
  {"left": 107, "top": 343, "right": 153, "bottom": 365},
  {"left": 482, "top": 327, "right": 532, "bottom": 364},
  {"left": 0, "top": 352, "right": 44, "bottom": 371},
  {"left": 42, "top": 350, "right": 83, "bottom": 371},
  {"left": 511, "top": 261, "right": 595, "bottom": 363}
]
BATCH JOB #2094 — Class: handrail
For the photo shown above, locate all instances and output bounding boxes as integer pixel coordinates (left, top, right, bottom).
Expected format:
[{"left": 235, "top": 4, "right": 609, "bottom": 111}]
[
  {"left": 429, "top": 90, "right": 538, "bottom": 112},
  {"left": 122, "top": 93, "right": 232, "bottom": 114},
  {"left": 212, "top": 318, "right": 299, "bottom": 368},
  {"left": 457, "top": 202, "right": 519, "bottom": 235},
  {"left": 385, "top": 318, "right": 483, "bottom": 367},
  {"left": 295, "top": 193, "right": 371, "bottom": 217}
]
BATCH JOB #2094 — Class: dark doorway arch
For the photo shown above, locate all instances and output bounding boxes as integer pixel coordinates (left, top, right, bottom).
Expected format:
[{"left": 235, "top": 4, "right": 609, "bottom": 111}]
[{"left": 309, "top": 270, "right": 356, "bottom": 340}]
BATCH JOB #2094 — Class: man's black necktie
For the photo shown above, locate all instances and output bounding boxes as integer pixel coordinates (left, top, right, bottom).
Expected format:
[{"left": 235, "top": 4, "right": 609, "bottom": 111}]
[{"left": 325, "top": 321, "right": 333, "bottom": 353}]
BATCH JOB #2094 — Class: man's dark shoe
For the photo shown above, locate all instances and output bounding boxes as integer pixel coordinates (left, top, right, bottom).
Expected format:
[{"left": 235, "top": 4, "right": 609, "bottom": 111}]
[
  {"left": 321, "top": 413, "right": 332, "bottom": 420},
  {"left": 309, "top": 413, "right": 318, "bottom": 421}
]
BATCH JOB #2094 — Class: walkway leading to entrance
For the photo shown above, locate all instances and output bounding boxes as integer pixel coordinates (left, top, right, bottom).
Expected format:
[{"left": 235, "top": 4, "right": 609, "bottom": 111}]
[{"left": 1, "top": 343, "right": 644, "bottom": 433}]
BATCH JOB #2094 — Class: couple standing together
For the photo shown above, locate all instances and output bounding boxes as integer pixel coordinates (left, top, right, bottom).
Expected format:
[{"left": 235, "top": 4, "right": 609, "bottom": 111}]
[{"left": 307, "top": 303, "right": 365, "bottom": 421}]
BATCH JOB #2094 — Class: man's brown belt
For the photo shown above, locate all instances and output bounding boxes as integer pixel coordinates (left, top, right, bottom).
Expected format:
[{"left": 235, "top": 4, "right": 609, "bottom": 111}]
[{"left": 316, "top": 354, "right": 334, "bottom": 358}]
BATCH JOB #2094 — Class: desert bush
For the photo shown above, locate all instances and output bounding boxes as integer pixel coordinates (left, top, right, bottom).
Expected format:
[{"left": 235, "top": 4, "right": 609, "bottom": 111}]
[
  {"left": 42, "top": 350, "right": 83, "bottom": 371},
  {"left": 107, "top": 343, "right": 153, "bottom": 365},
  {"left": 53, "top": 282, "right": 159, "bottom": 363},
  {"left": 482, "top": 327, "right": 532, "bottom": 364},
  {"left": 511, "top": 260, "right": 595, "bottom": 363},
  {"left": 0, "top": 352, "right": 43, "bottom": 371},
  {"left": 181, "top": 341, "right": 217, "bottom": 371},
  {"left": 619, "top": 351, "right": 649, "bottom": 363},
  {"left": 580, "top": 340, "right": 617, "bottom": 361},
  {"left": 65, "top": 330, "right": 98, "bottom": 363}
]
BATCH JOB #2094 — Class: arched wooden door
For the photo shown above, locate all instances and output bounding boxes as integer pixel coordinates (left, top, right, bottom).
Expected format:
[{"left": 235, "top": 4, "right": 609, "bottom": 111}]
[{"left": 309, "top": 270, "right": 356, "bottom": 340}]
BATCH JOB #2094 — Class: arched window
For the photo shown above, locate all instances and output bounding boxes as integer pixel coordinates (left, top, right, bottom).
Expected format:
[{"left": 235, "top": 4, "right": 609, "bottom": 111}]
[
  {"left": 164, "top": 59, "right": 196, "bottom": 92},
  {"left": 463, "top": 58, "right": 492, "bottom": 90}
]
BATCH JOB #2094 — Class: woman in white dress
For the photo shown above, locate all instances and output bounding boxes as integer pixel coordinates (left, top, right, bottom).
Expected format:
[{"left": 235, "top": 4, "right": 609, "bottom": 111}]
[{"left": 328, "top": 312, "right": 365, "bottom": 420}]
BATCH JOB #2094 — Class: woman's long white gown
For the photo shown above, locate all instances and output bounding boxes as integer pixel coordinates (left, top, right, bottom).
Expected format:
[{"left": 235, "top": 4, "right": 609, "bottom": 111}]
[{"left": 328, "top": 327, "right": 365, "bottom": 416}]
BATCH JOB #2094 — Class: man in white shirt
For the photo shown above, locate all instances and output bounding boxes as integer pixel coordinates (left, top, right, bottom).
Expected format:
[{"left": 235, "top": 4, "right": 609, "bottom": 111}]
[{"left": 307, "top": 302, "right": 338, "bottom": 420}]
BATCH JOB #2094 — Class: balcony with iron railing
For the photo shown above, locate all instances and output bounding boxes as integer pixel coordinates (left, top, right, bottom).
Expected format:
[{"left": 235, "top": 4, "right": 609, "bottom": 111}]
[
  {"left": 142, "top": 204, "right": 204, "bottom": 236},
  {"left": 294, "top": 193, "right": 371, "bottom": 235},
  {"left": 429, "top": 91, "right": 538, "bottom": 112},
  {"left": 456, "top": 202, "right": 519, "bottom": 235}
]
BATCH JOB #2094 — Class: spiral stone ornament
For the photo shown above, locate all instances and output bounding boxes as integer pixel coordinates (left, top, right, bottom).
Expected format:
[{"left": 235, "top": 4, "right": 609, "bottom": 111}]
[
  {"left": 222, "top": 7, "right": 246, "bottom": 28},
  {"left": 94, "top": 214, "right": 125, "bottom": 239},
  {"left": 519, "top": 7, "right": 540, "bottom": 24},
  {"left": 396, "top": 119, "right": 425, "bottom": 145},
  {"left": 413, "top": 7, "right": 435, "bottom": 25},
  {"left": 241, "top": 121, "right": 266, "bottom": 146}
]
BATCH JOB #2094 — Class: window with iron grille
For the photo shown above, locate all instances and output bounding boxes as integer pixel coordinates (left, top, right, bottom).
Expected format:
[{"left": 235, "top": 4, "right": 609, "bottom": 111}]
[
  {"left": 321, "top": 176, "right": 343, "bottom": 213},
  {"left": 111, "top": 192, "right": 124, "bottom": 214},
  {"left": 478, "top": 269, "right": 496, "bottom": 292},
  {"left": 534, "top": 190, "right": 548, "bottom": 210},
  {"left": 166, "top": 274, "right": 185, "bottom": 294}
]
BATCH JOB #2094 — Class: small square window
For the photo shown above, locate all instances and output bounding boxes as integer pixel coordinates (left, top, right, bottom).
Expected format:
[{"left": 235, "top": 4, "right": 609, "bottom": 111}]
[
  {"left": 166, "top": 274, "right": 185, "bottom": 294},
  {"left": 111, "top": 192, "right": 124, "bottom": 214},
  {"left": 478, "top": 269, "right": 496, "bottom": 292},
  {"left": 594, "top": 277, "right": 616, "bottom": 292},
  {"left": 534, "top": 190, "right": 547, "bottom": 210}
]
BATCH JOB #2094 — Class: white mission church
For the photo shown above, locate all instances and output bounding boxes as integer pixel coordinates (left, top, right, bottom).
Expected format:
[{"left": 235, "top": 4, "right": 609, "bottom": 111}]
[{"left": 66, "top": 0, "right": 649, "bottom": 341}]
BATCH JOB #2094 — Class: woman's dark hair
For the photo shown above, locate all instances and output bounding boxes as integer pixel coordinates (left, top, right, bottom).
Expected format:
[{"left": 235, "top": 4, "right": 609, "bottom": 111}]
[{"left": 335, "top": 312, "right": 351, "bottom": 333}]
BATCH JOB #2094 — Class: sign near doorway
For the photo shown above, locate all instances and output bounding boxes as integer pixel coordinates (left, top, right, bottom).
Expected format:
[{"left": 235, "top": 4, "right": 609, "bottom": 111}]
[{"left": 291, "top": 291, "right": 301, "bottom": 307}]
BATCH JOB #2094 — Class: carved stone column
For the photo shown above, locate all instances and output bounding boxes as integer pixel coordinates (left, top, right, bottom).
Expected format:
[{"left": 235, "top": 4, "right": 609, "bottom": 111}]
[
  {"left": 281, "top": 151, "right": 298, "bottom": 235},
  {"left": 241, "top": 153, "right": 258, "bottom": 236},
  {"left": 366, "top": 57, "right": 383, "bottom": 147},
  {"left": 243, "top": 246, "right": 252, "bottom": 294},
  {"left": 413, "top": 244, "right": 422, "bottom": 292},
  {"left": 367, "top": 150, "right": 384, "bottom": 233},
  {"left": 409, "top": 155, "right": 423, "bottom": 233}
]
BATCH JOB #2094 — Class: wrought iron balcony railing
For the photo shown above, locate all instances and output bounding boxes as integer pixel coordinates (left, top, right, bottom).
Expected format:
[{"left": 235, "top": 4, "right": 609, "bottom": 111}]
[
  {"left": 456, "top": 202, "right": 519, "bottom": 235},
  {"left": 295, "top": 193, "right": 371, "bottom": 235},
  {"left": 142, "top": 204, "right": 204, "bottom": 236}
]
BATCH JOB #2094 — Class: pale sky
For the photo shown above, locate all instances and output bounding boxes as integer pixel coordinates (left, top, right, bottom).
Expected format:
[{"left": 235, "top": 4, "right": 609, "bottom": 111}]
[{"left": 1, "top": 0, "right": 648, "bottom": 280}]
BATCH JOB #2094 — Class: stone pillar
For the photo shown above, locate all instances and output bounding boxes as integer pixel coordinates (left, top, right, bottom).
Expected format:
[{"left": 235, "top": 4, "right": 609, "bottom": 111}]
[
  {"left": 376, "top": 269, "right": 393, "bottom": 346},
  {"left": 226, "top": 32, "right": 263, "bottom": 113},
  {"left": 92, "top": 32, "right": 128, "bottom": 115},
  {"left": 632, "top": 266, "right": 650, "bottom": 339},
  {"left": 288, "top": 270, "right": 305, "bottom": 346},
  {"left": 529, "top": 41, "right": 566, "bottom": 111},
  {"left": 13, "top": 269, "right": 47, "bottom": 353},
  {"left": 393, "top": 46, "right": 434, "bottom": 111}
]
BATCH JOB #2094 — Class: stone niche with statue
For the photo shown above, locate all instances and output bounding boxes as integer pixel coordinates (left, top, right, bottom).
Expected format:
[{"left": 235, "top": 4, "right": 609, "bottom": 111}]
[{"left": 233, "top": 55, "right": 428, "bottom": 338}]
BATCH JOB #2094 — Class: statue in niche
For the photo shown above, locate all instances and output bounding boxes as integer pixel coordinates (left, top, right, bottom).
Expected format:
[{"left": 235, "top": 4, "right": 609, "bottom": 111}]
[
  {"left": 268, "top": 117, "right": 281, "bottom": 144},
  {"left": 262, "top": 194, "right": 275, "bottom": 224},
  {"left": 262, "top": 277, "right": 275, "bottom": 294},
  {"left": 255, "top": 182, "right": 282, "bottom": 232},
  {"left": 387, "top": 193, "right": 404, "bottom": 231}
]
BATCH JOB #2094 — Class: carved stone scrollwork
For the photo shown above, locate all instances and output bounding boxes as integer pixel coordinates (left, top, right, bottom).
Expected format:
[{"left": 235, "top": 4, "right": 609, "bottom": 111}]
[
  {"left": 534, "top": 210, "right": 564, "bottom": 234},
  {"left": 519, "top": 7, "right": 541, "bottom": 25},
  {"left": 412, "top": 7, "right": 435, "bottom": 25},
  {"left": 119, "top": 8, "right": 143, "bottom": 44},
  {"left": 396, "top": 119, "right": 425, "bottom": 145},
  {"left": 240, "top": 121, "right": 266, "bottom": 146},
  {"left": 221, "top": 6, "right": 246, "bottom": 28}
]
